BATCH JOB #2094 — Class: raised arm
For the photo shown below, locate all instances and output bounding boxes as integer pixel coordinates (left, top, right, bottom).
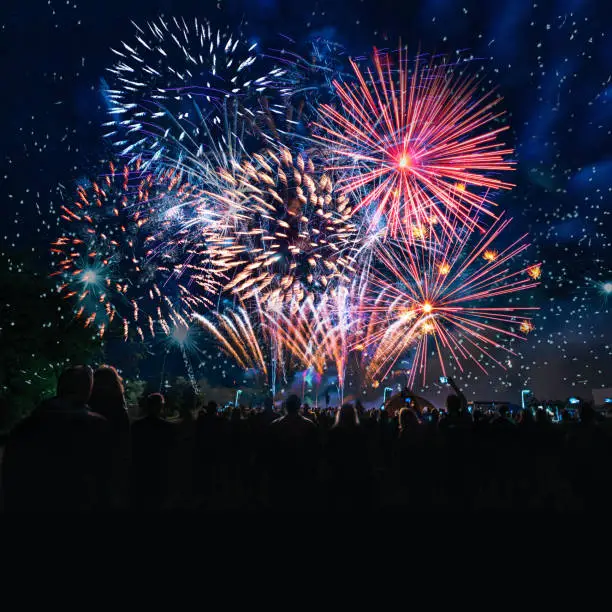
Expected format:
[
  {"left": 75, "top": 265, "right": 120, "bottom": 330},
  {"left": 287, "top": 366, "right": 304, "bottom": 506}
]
[{"left": 448, "top": 376, "right": 467, "bottom": 412}]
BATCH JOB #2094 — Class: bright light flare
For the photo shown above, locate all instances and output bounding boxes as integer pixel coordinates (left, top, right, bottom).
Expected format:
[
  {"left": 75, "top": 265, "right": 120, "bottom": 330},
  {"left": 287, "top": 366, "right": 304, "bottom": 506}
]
[
  {"left": 172, "top": 324, "right": 189, "bottom": 345},
  {"left": 483, "top": 249, "right": 498, "bottom": 262},
  {"left": 82, "top": 269, "right": 98, "bottom": 285},
  {"left": 397, "top": 155, "right": 411, "bottom": 169},
  {"left": 527, "top": 265, "right": 542, "bottom": 280}
]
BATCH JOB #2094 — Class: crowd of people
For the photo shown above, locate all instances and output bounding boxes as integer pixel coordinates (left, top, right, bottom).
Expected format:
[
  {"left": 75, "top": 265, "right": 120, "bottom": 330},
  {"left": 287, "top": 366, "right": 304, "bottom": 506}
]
[{"left": 1, "top": 363, "right": 611, "bottom": 511}]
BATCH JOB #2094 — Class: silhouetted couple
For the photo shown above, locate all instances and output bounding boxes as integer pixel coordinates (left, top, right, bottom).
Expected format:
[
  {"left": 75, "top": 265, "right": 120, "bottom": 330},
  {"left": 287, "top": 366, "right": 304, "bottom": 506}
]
[
  {"left": 1, "top": 364, "right": 174, "bottom": 511},
  {"left": 1, "top": 366, "right": 113, "bottom": 511}
]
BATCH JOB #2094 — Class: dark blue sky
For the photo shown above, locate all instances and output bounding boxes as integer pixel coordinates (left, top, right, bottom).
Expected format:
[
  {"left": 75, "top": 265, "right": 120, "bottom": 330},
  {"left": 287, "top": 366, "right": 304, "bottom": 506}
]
[{"left": 1, "top": 0, "right": 611, "bottom": 402}]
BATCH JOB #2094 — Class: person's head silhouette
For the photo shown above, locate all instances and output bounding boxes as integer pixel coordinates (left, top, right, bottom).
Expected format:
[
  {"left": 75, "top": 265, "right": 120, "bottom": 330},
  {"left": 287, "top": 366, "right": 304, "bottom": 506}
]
[
  {"left": 399, "top": 406, "right": 418, "bottom": 431},
  {"left": 285, "top": 394, "right": 301, "bottom": 415},
  {"left": 57, "top": 366, "right": 94, "bottom": 405},
  {"left": 263, "top": 396, "right": 274, "bottom": 412},
  {"left": 535, "top": 408, "right": 549, "bottom": 424},
  {"left": 146, "top": 393, "right": 165, "bottom": 418},
  {"left": 521, "top": 408, "right": 534, "bottom": 424},
  {"left": 334, "top": 403, "right": 359, "bottom": 427},
  {"left": 91, "top": 365, "right": 124, "bottom": 400},
  {"left": 446, "top": 394, "right": 461, "bottom": 415},
  {"left": 580, "top": 403, "right": 595, "bottom": 425}
]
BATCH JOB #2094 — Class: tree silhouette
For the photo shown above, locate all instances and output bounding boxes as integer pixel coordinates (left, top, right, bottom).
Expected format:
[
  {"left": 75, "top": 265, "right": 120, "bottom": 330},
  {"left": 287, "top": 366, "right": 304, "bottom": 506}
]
[{"left": 0, "top": 252, "right": 102, "bottom": 431}]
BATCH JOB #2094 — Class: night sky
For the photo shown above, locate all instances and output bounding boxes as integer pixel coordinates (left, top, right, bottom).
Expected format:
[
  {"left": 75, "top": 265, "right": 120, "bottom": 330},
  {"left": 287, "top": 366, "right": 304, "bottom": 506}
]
[{"left": 1, "top": 0, "right": 611, "bottom": 404}]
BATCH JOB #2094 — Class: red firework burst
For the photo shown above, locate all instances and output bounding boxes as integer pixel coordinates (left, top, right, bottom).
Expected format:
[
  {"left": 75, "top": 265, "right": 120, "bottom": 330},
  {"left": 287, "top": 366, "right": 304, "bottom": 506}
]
[
  {"left": 361, "top": 214, "right": 540, "bottom": 387},
  {"left": 313, "top": 47, "right": 516, "bottom": 239}
]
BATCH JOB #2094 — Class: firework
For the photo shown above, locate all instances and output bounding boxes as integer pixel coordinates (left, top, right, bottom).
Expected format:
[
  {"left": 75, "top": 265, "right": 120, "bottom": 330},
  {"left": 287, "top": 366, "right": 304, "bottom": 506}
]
[
  {"left": 205, "top": 146, "right": 360, "bottom": 308},
  {"left": 50, "top": 20, "right": 546, "bottom": 393},
  {"left": 313, "top": 47, "right": 515, "bottom": 239},
  {"left": 50, "top": 161, "right": 198, "bottom": 339},
  {"left": 362, "top": 214, "right": 540, "bottom": 387},
  {"left": 103, "top": 16, "right": 285, "bottom": 167},
  {"left": 195, "top": 288, "right": 359, "bottom": 398}
]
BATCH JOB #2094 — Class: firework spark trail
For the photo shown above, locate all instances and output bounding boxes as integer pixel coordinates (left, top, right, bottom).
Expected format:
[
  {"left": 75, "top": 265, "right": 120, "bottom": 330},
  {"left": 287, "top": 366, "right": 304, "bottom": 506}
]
[
  {"left": 264, "top": 36, "right": 352, "bottom": 99},
  {"left": 192, "top": 307, "right": 269, "bottom": 377},
  {"left": 138, "top": 96, "right": 253, "bottom": 187},
  {"left": 263, "top": 298, "right": 326, "bottom": 376},
  {"left": 250, "top": 37, "right": 353, "bottom": 150},
  {"left": 313, "top": 47, "right": 515, "bottom": 239},
  {"left": 262, "top": 286, "right": 360, "bottom": 399},
  {"left": 362, "top": 213, "right": 540, "bottom": 387},
  {"left": 130, "top": 122, "right": 266, "bottom": 313},
  {"left": 317, "top": 286, "right": 354, "bottom": 399}
]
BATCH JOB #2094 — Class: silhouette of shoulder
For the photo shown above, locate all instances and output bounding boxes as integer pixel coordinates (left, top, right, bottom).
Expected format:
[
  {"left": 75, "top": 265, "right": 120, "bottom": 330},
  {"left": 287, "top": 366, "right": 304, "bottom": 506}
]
[
  {"left": 9, "top": 399, "right": 110, "bottom": 437},
  {"left": 131, "top": 415, "right": 175, "bottom": 440},
  {"left": 1, "top": 397, "right": 113, "bottom": 511},
  {"left": 132, "top": 415, "right": 174, "bottom": 429},
  {"left": 84, "top": 409, "right": 110, "bottom": 424},
  {"left": 268, "top": 415, "right": 317, "bottom": 444},
  {"left": 270, "top": 414, "right": 316, "bottom": 427}
]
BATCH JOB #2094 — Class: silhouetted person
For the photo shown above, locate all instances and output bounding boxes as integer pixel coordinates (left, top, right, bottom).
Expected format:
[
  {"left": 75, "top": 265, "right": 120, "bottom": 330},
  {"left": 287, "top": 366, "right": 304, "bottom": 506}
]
[
  {"left": 487, "top": 405, "right": 518, "bottom": 507},
  {"left": 302, "top": 402, "right": 315, "bottom": 423},
  {"left": 265, "top": 394, "right": 318, "bottom": 509},
  {"left": 326, "top": 403, "right": 371, "bottom": 509},
  {"left": 392, "top": 406, "right": 430, "bottom": 509},
  {"left": 195, "top": 401, "right": 223, "bottom": 450},
  {"left": 533, "top": 407, "right": 559, "bottom": 453},
  {"left": 89, "top": 365, "right": 130, "bottom": 508},
  {"left": 179, "top": 387, "right": 197, "bottom": 423},
  {"left": 439, "top": 377, "right": 474, "bottom": 509},
  {"left": 250, "top": 397, "right": 277, "bottom": 489},
  {"left": 513, "top": 406, "right": 542, "bottom": 507},
  {"left": 257, "top": 397, "right": 278, "bottom": 428},
  {"left": 1, "top": 366, "right": 112, "bottom": 511},
  {"left": 440, "top": 376, "right": 470, "bottom": 428},
  {"left": 130, "top": 393, "right": 175, "bottom": 510},
  {"left": 193, "top": 401, "right": 225, "bottom": 506},
  {"left": 564, "top": 401, "right": 612, "bottom": 510},
  {"left": 225, "top": 405, "right": 250, "bottom": 504}
]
